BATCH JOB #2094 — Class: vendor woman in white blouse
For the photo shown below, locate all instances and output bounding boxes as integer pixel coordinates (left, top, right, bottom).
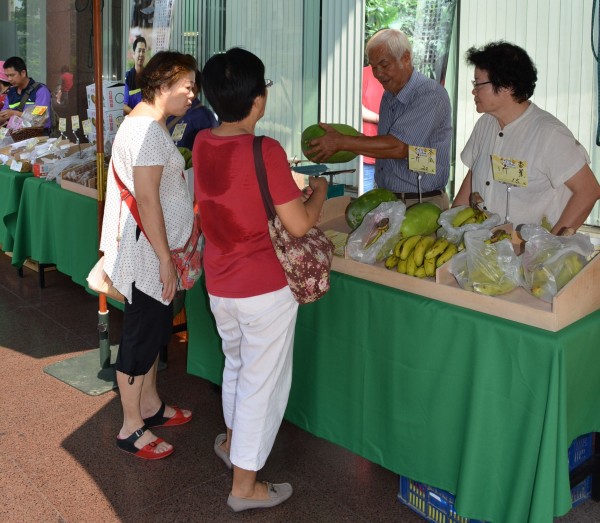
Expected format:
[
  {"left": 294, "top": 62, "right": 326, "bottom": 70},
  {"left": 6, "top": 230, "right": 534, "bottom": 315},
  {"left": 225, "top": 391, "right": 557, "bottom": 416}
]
[
  {"left": 100, "top": 51, "right": 196, "bottom": 459},
  {"left": 453, "top": 41, "right": 600, "bottom": 234}
]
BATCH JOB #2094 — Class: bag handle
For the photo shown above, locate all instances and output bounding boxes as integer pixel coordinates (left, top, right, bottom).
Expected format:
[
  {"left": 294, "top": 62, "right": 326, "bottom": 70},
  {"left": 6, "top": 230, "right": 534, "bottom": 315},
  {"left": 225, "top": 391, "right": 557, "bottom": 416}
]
[
  {"left": 17, "top": 81, "right": 41, "bottom": 112},
  {"left": 252, "top": 135, "right": 277, "bottom": 220}
]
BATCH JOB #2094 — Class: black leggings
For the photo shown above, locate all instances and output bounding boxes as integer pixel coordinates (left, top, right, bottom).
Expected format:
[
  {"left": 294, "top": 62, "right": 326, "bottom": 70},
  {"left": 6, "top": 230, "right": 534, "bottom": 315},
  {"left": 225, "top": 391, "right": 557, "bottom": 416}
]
[{"left": 116, "top": 283, "right": 173, "bottom": 382}]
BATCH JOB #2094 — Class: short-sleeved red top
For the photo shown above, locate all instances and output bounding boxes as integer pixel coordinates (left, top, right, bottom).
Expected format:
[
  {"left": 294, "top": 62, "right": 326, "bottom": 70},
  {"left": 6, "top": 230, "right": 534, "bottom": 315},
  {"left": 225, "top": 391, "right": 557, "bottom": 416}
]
[
  {"left": 362, "top": 66, "right": 385, "bottom": 165},
  {"left": 193, "top": 130, "right": 302, "bottom": 298}
]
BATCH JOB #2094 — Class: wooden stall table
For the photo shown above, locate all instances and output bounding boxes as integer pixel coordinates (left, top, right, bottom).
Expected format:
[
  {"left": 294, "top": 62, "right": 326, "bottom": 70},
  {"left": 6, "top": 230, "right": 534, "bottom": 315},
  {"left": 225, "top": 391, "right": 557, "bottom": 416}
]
[
  {"left": 0, "top": 165, "right": 33, "bottom": 252},
  {"left": 185, "top": 271, "right": 600, "bottom": 523},
  {"left": 10, "top": 176, "right": 98, "bottom": 288}
]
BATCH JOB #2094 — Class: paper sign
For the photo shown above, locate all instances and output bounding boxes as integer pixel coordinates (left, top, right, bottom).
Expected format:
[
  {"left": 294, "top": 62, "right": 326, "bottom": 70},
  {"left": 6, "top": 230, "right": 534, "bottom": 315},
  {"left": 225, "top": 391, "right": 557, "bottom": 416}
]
[
  {"left": 71, "top": 115, "right": 81, "bottom": 132},
  {"left": 10, "top": 159, "right": 23, "bottom": 171},
  {"left": 82, "top": 119, "right": 94, "bottom": 136},
  {"left": 172, "top": 123, "right": 187, "bottom": 142},
  {"left": 25, "top": 138, "right": 40, "bottom": 150},
  {"left": 491, "top": 154, "right": 528, "bottom": 187},
  {"left": 0, "top": 127, "right": 8, "bottom": 140},
  {"left": 31, "top": 105, "right": 48, "bottom": 116},
  {"left": 408, "top": 146, "right": 437, "bottom": 174},
  {"left": 59, "top": 118, "right": 67, "bottom": 133}
]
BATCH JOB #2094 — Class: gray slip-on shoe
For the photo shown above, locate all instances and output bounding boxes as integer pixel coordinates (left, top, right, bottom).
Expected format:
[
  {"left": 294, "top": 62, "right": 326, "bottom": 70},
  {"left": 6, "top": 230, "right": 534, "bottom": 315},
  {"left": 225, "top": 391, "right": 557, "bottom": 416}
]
[
  {"left": 214, "top": 433, "right": 232, "bottom": 470},
  {"left": 227, "top": 482, "right": 293, "bottom": 512}
]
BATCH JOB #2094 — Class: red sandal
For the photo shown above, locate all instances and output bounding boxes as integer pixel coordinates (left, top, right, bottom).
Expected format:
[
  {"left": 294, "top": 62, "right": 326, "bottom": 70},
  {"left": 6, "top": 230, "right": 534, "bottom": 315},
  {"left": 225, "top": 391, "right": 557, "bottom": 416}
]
[
  {"left": 116, "top": 425, "right": 174, "bottom": 460},
  {"left": 143, "top": 402, "right": 192, "bottom": 428}
]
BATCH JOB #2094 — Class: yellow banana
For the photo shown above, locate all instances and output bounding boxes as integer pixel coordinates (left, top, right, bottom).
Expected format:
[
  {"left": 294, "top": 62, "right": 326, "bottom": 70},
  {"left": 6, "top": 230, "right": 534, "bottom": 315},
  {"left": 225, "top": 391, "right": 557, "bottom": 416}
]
[
  {"left": 406, "top": 251, "right": 417, "bottom": 276},
  {"left": 384, "top": 254, "right": 400, "bottom": 270},
  {"left": 424, "top": 257, "right": 436, "bottom": 277},
  {"left": 414, "top": 266, "right": 427, "bottom": 278},
  {"left": 451, "top": 206, "right": 476, "bottom": 227},
  {"left": 413, "top": 236, "right": 435, "bottom": 267},
  {"left": 397, "top": 259, "right": 408, "bottom": 274},
  {"left": 424, "top": 238, "right": 449, "bottom": 260},
  {"left": 435, "top": 243, "right": 458, "bottom": 268},
  {"left": 475, "top": 209, "right": 488, "bottom": 223},
  {"left": 461, "top": 215, "right": 478, "bottom": 225},
  {"left": 400, "top": 235, "right": 422, "bottom": 260},
  {"left": 393, "top": 237, "right": 408, "bottom": 258}
]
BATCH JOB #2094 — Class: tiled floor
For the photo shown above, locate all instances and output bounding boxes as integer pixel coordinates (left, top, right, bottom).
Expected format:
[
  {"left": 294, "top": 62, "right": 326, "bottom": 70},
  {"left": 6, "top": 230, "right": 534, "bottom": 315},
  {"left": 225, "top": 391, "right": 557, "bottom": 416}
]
[{"left": 0, "top": 252, "right": 597, "bottom": 522}]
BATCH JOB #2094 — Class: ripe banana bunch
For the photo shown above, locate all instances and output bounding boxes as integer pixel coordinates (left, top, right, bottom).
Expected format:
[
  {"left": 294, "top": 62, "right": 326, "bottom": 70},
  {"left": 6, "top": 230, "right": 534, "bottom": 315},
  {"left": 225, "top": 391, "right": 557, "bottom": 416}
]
[
  {"left": 384, "top": 235, "right": 459, "bottom": 278},
  {"left": 451, "top": 206, "right": 488, "bottom": 227}
]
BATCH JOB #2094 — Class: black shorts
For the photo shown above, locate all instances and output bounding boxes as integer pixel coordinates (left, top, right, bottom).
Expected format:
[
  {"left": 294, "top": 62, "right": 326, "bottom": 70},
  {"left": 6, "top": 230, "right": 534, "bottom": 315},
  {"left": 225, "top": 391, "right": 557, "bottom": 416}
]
[{"left": 116, "top": 283, "right": 173, "bottom": 378}]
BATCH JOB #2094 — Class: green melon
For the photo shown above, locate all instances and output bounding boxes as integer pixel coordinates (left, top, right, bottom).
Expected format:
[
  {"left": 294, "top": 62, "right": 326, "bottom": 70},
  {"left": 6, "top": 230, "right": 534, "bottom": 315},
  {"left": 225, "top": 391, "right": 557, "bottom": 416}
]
[
  {"left": 400, "top": 202, "right": 442, "bottom": 237},
  {"left": 345, "top": 188, "right": 398, "bottom": 230},
  {"left": 301, "top": 123, "right": 361, "bottom": 164}
]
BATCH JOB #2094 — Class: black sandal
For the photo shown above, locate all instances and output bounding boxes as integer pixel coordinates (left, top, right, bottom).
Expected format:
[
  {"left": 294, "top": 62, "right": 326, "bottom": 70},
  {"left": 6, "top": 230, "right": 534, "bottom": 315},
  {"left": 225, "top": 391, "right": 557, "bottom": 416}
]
[
  {"left": 143, "top": 401, "right": 192, "bottom": 428},
  {"left": 116, "top": 425, "right": 174, "bottom": 460}
]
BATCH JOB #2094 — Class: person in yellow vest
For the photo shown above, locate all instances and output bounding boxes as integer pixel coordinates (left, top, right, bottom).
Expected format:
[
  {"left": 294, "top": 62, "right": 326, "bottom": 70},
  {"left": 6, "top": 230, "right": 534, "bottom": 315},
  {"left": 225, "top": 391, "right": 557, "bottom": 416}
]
[
  {"left": 123, "top": 36, "right": 147, "bottom": 115},
  {"left": 0, "top": 56, "right": 52, "bottom": 133}
]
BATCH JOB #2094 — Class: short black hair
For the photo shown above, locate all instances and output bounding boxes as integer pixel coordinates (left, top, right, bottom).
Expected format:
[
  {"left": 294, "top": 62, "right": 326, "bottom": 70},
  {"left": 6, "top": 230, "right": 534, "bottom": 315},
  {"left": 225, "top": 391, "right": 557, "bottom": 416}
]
[
  {"left": 3, "top": 56, "right": 27, "bottom": 75},
  {"left": 139, "top": 51, "right": 196, "bottom": 103},
  {"left": 133, "top": 35, "right": 147, "bottom": 52},
  {"left": 466, "top": 42, "right": 537, "bottom": 103},
  {"left": 201, "top": 47, "right": 266, "bottom": 122}
]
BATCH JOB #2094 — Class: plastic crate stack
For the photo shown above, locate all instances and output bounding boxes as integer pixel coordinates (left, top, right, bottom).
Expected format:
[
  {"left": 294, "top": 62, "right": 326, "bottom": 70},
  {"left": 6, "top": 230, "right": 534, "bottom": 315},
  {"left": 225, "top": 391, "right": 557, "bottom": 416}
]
[{"left": 398, "top": 433, "right": 593, "bottom": 522}]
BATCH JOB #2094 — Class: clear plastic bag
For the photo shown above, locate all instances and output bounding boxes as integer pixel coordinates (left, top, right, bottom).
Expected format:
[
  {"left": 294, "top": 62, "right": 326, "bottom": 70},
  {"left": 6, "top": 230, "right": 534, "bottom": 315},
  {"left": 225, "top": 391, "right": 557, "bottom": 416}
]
[
  {"left": 347, "top": 200, "right": 406, "bottom": 264},
  {"left": 520, "top": 225, "right": 593, "bottom": 302},
  {"left": 437, "top": 205, "right": 503, "bottom": 244},
  {"left": 449, "top": 228, "right": 522, "bottom": 295}
]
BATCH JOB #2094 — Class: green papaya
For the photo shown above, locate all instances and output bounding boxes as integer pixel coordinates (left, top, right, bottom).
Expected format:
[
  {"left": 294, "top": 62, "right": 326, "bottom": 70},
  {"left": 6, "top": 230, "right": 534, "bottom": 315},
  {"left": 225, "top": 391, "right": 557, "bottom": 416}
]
[
  {"left": 345, "top": 188, "right": 398, "bottom": 230},
  {"left": 301, "top": 123, "right": 361, "bottom": 164},
  {"left": 400, "top": 202, "right": 442, "bottom": 238}
]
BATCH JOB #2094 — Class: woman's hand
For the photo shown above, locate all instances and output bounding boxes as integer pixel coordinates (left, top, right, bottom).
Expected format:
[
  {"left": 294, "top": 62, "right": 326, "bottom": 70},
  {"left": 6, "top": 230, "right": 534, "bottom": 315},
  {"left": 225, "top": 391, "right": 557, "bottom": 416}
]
[{"left": 159, "top": 257, "right": 178, "bottom": 303}]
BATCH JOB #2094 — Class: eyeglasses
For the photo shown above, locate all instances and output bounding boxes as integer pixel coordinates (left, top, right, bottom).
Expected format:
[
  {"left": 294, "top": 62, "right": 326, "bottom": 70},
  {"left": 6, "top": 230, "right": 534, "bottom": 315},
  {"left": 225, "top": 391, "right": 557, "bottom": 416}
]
[
  {"left": 265, "top": 79, "right": 273, "bottom": 88},
  {"left": 471, "top": 80, "right": 492, "bottom": 89}
]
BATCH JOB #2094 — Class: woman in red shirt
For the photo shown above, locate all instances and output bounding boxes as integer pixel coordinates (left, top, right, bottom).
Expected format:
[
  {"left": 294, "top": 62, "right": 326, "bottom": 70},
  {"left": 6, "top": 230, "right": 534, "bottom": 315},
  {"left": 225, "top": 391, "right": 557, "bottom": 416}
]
[{"left": 193, "top": 48, "right": 328, "bottom": 513}]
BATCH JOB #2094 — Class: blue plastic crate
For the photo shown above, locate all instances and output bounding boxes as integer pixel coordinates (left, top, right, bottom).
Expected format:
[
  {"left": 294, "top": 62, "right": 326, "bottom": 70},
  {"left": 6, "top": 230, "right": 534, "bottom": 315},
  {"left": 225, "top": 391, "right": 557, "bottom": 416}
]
[{"left": 398, "top": 433, "right": 593, "bottom": 522}]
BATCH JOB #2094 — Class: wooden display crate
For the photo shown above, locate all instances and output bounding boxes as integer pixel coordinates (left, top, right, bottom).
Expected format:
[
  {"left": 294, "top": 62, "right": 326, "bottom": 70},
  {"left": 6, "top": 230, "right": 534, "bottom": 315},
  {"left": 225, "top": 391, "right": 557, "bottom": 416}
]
[{"left": 317, "top": 196, "right": 600, "bottom": 332}]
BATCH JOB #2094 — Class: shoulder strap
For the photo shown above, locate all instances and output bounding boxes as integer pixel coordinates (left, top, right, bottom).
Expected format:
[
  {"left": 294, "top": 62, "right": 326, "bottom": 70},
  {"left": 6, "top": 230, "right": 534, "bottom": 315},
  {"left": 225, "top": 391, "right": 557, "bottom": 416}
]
[
  {"left": 168, "top": 114, "right": 184, "bottom": 131},
  {"left": 112, "top": 163, "right": 146, "bottom": 236},
  {"left": 252, "top": 135, "right": 276, "bottom": 220},
  {"left": 17, "top": 81, "right": 41, "bottom": 112}
]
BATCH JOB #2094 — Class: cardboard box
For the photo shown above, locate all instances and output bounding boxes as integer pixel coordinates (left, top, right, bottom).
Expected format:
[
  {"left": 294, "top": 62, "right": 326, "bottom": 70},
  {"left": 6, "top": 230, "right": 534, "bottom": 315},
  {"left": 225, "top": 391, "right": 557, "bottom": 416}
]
[
  {"left": 87, "top": 108, "right": 124, "bottom": 134},
  {"left": 86, "top": 82, "right": 125, "bottom": 111},
  {"left": 61, "top": 177, "right": 98, "bottom": 199},
  {"left": 317, "top": 196, "right": 600, "bottom": 331}
]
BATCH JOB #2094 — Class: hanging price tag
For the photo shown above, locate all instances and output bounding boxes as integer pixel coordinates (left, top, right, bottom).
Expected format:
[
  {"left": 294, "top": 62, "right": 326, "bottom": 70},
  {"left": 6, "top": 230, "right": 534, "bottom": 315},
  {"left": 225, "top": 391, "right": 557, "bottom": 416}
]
[
  {"left": 82, "top": 119, "right": 94, "bottom": 136},
  {"left": 71, "top": 115, "right": 81, "bottom": 132},
  {"left": 172, "top": 123, "right": 187, "bottom": 142},
  {"left": 408, "top": 146, "right": 437, "bottom": 174},
  {"left": 0, "top": 127, "right": 8, "bottom": 140},
  {"left": 59, "top": 118, "right": 67, "bottom": 133},
  {"left": 491, "top": 154, "right": 528, "bottom": 187}
]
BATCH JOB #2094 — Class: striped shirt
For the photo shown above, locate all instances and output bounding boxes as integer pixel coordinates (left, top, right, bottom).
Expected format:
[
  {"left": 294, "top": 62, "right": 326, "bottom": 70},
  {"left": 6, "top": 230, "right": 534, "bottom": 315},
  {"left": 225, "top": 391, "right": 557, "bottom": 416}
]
[{"left": 376, "top": 70, "right": 452, "bottom": 193}]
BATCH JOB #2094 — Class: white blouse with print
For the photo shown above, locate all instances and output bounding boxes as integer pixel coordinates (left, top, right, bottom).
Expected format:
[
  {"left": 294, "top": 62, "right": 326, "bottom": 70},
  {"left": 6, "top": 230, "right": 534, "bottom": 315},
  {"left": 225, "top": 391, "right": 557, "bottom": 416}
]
[{"left": 100, "top": 116, "right": 193, "bottom": 305}]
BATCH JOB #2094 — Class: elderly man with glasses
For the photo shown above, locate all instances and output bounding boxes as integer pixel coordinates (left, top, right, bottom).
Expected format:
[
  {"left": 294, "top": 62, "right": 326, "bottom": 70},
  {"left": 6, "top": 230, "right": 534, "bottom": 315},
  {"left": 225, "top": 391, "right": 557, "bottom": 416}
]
[{"left": 306, "top": 28, "right": 453, "bottom": 209}]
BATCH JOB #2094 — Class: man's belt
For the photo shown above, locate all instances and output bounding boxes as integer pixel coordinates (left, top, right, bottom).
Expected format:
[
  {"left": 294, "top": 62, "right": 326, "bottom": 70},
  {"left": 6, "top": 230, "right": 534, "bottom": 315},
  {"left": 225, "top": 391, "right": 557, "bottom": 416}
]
[{"left": 394, "top": 190, "right": 442, "bottom": 200}]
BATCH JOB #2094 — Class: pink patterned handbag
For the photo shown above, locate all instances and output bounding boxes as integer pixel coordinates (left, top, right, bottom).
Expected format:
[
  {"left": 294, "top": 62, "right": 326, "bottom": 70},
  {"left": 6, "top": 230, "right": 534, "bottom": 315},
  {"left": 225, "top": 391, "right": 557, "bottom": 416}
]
[{"left": 253, "top": 136, "right": 334, "bottom": 304}]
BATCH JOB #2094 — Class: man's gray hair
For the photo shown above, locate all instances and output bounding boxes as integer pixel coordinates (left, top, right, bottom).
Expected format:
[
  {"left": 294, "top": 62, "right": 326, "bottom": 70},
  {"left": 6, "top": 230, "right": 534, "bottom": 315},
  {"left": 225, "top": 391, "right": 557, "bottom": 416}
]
[{"left": 366, "top": 29, "right": 413, "bottom": 62}]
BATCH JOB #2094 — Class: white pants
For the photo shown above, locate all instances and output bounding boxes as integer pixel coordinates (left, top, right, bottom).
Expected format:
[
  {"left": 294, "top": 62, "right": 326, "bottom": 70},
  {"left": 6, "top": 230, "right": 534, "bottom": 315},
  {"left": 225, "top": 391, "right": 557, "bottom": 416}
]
[{"left": 209, "top": 286, "right": 299, "bottom": 471}]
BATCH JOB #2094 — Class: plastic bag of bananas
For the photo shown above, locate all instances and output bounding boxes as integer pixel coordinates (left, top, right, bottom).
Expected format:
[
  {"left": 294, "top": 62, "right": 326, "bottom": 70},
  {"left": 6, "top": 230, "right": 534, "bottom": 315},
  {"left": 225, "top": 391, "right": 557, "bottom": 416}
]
[
  {"left": 384, "top": 234, "right": 459, "bottom": 278},
  {"left": 449, "top": 228, "right": 523, "bottom": 296},
  {"left": 520, "top": 224, "right": 594, "bottom": 302},
  {"left": 347, "top": 201, "right": 406, "bottom": 265},
  {"left": 437, "top": 204, "right": 503, "bottom": 245}
]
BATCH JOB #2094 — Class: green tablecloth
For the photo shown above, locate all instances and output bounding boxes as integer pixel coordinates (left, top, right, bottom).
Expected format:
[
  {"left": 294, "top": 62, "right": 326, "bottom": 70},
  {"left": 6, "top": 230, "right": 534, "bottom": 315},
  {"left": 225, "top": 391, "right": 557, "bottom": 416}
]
[
  {"left": 0, "top": 165, "right": 33, "bottom": 252},
  {"left": 186, "top": 272, "right": 600, "bottom": 523},
  {"left": 11, "top": 176, "right": 99, "bottom": 288}
]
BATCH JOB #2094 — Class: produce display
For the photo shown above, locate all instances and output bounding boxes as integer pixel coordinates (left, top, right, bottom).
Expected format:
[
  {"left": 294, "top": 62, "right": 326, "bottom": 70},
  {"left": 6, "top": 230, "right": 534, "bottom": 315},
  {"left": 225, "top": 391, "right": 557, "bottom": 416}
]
[
  {"left": 177, "top": 146, "right": 193, "bottom": 170},
  {"left": 301, "top": 123, "right": 360, "bottom": 163}
]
